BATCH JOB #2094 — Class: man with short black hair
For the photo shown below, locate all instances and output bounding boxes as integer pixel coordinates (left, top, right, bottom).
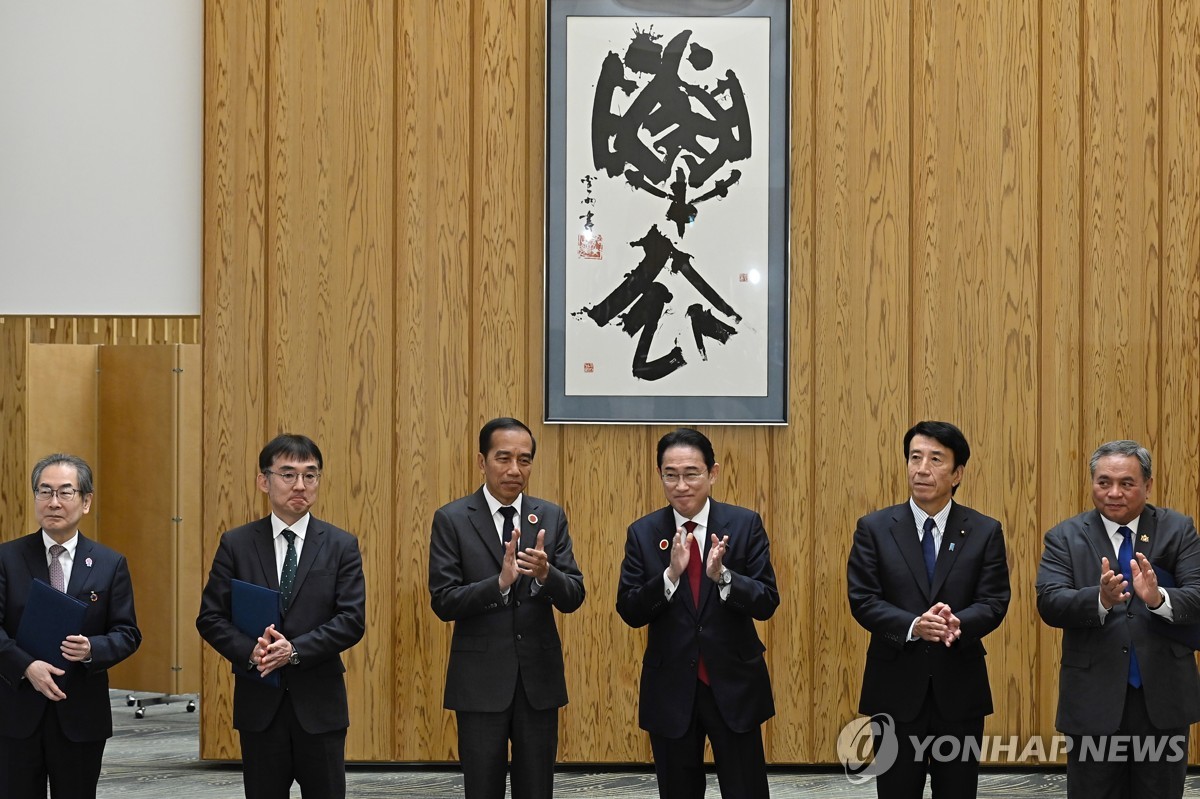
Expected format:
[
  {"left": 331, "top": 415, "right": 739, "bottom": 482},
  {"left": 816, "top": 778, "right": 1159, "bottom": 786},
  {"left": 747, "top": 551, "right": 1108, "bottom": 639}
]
[
  {"left": 429, "top": 417, "right": 585, "bottom": 799},
  {"left": 0, "top": 453, "right": 141, "bottom": 799},
  {"left": 1037, "top": 440, "right": 1200, "bottom": 799},
  {"left": 618, "top": 427, "right": 779, "bottom": 799},
  {"left": 197, "top": 433, "right": 366, "bottom": 799},
  {"left": 847, "top": 421, "right": 1010, "bottom": 798}
]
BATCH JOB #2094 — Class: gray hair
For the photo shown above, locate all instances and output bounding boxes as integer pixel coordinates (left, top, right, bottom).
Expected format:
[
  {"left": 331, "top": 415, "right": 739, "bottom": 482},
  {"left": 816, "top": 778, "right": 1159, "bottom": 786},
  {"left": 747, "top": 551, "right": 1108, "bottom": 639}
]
[
  {"left": 31, "top": 453, "right": 95, "bottom": 495},
  {"left": 1088, "top": 440, "right": 1152, "bottom": 481}
]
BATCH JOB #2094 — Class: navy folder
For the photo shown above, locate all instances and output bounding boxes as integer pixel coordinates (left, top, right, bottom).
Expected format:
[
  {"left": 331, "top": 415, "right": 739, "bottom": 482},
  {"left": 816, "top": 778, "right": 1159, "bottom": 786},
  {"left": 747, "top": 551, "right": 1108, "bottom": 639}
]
[
  {"left": 1150, "top": 567, "right": 1200, "bottom": 650},
  {"left": 230, "top": 578, "right": 282, "bottom": 687},
  {"left": 15, "top": 578, "right": 89, "bottom": 670}
]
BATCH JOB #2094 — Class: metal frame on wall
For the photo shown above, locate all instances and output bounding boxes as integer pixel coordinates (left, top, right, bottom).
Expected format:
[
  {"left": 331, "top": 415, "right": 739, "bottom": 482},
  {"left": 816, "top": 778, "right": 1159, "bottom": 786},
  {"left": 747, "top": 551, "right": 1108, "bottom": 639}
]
[{"left": 545, "top": 0, "right": 790, "bottom": 424}]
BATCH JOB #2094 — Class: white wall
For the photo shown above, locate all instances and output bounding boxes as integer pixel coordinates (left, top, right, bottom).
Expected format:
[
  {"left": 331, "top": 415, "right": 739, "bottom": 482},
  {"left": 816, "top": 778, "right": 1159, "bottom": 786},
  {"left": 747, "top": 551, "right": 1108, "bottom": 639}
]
[{"left": 0, "top": 1, "right": 202, "bottom": 315}]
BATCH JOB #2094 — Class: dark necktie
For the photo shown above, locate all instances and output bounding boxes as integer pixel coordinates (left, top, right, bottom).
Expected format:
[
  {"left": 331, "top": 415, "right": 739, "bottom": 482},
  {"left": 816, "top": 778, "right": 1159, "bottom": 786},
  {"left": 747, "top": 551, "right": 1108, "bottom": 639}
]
[
  {"left": 499, "top": 506, "right": 518, "bottom": 549},
  {"left": 922, "top": 517, "right": 938, "bottom": 585},
  {"left": 49, "top": 544, "right": 66, "bottom": 592},
  {"left": 683, "top": 521, "right": 710, "bottom": 685},
  {"left": 1117, "top": 525, "right": 1143, "bottom": 688},
  {"left": 280, "top": 529, "right": 299, "bottom": 612}
]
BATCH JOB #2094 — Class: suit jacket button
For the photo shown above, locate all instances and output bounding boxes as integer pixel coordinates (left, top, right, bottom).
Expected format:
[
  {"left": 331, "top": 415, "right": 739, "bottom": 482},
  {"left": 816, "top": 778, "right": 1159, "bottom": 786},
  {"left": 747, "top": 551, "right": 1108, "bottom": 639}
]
[
  {"left": 516, "top": 634, "right": 523, "bottom": 641},
  {"left": 697, "top": 626, "right": 703, "bottom": 633},
  {"left": 1122, "top": 646, "right": 1129, "bottom": 654},
  {"left": 516, "top": 601, "right": 522, "bottom": 607},
  {"left": 1127, "top": 611, "right": 1134, "bottom": 618}
]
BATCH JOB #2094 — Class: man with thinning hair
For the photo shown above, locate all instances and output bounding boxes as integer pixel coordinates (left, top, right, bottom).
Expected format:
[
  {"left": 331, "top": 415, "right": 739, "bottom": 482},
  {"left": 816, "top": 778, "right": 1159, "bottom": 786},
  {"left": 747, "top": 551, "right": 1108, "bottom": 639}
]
[
  {"left": 1038, "top": 440, "right": 1200, "bottom": 799},
  {"left": 0, "top": 453, "right": 141, "bottom": 799}
]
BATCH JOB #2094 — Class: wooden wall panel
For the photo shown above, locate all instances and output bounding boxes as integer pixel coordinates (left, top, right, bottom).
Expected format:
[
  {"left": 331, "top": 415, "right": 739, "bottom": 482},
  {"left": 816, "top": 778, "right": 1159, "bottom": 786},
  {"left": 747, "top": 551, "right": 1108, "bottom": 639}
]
[
  {"left": 196, "top": 0, "right": 1200, "bottom": 766},
  {"left": 910, "top": 0, "right": 1042, "bottom": 745},
  {"left": 396, "top": 0, "right": 473, "bottom": 762},
  {"left": 0, "top": 319, "right": 29, "bottom": 544},
  {"left": 200, "top": 0, "right": 268, "bottom": 760},
  {"left": 811, "top": 0, "right": 911, "bottom": 763},
  {"left": 266, "top": 0, "right": 396, "bottom": 761}
]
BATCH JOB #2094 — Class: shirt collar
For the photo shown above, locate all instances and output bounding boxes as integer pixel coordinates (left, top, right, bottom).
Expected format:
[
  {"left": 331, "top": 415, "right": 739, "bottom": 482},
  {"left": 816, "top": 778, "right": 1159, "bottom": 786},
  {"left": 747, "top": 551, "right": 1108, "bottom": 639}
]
[
  {"left": 271, "top": 512, "right": 310, "bottom": 540},
  {"left": 42, "top": 530, "right": 79, "bottom": 555},
  {"left": 482, "top": 485, "right": 522, "bottom": 518},
  {"left": 1100, "top": 513, "right": 1140, "bottom": 539},
  {"left": 910, "top": 498, "right": 952, "bottom": 534},
  {"left": 672, "top": 499, "right": 711, "bottom": 531}
]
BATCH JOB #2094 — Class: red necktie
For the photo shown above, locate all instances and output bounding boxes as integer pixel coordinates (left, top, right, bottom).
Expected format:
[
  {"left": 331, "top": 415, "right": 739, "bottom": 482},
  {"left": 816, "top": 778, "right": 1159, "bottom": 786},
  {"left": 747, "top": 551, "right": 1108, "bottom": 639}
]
[{"left": 684, "top": 521, "right": 710, "bottom": 685}]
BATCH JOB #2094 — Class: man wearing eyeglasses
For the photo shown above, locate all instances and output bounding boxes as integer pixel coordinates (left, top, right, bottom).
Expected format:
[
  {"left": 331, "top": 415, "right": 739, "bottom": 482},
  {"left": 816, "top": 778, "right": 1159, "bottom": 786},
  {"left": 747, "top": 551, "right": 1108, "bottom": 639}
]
[
  {"left": 197, "top": 433, "right": 365, "bottom": 799},
  {"left": 0, "top": 453, "right": 142, "bottom": 798},
  {"left": 617, "top": 428, "right": 780, "bottom": 799},
  {"left": 429, "top": 417, "right": 585, "bottom": 799}
]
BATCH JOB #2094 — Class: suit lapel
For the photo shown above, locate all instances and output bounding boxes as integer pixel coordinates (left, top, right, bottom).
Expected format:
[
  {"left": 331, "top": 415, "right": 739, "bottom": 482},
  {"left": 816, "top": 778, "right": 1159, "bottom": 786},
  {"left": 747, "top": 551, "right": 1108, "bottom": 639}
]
[
  {"left": 1081, "top": 510, "right": 1115, "bottom": 568},
  {"left": 66, "top": 535, "right": 95, "bottom": 596},
  {"left": 888, "top": 505, "right": 931, "bottom": 600},
  {"left": 468, "top": 489, "right": 504, "bottom": 569},
  {"left": 287, "top": 516, "right": 325, "bottom": 602},
  {"left": 696, "top": 502, "right": 722, "bottom": 617},
  {"left": 253, "top": 518, "right": 280, "bottom": 590},
  {"left": 930, "top": 503, "right": 967, "bottom": 596},
  {"left": 1138, "top": 505, "right": 1158, "bottom": 559},
  {"left": 21, "top": 532, "right": 50, "bottom": 584}
]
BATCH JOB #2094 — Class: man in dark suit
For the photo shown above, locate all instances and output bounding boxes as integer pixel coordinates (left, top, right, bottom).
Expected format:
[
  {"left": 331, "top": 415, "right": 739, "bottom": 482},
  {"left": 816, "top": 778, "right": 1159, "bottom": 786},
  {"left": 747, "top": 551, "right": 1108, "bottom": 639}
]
[
  {"left": 428, "top": 417, "right": 585, "bottom": 799},
  {"left": 0, "top": 453, "right": 142, "bottom": 799},
  {"left": 847, "top": 421, "right": 1010, "bottom": 799},
  {"left": 1037, "top": 439, "right": 1200, "bottom": 799},
  {"left": 617, "top": 428, "right": 779, "bottom": 799},
  {"left": 197, "top": 433, "right": 366, "bottom": 799}
]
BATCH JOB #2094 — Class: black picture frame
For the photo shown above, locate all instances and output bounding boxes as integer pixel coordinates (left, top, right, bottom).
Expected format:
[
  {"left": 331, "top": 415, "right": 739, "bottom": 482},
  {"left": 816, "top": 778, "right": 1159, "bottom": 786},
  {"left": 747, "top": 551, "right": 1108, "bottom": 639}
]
[{"left": 545, "top": 0, "right": 790, "bottom": 424}]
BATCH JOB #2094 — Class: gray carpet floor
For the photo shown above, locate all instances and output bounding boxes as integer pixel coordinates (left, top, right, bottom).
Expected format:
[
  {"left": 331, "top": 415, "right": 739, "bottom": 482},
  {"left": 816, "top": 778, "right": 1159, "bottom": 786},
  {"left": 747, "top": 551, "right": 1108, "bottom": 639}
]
[{"left": 94, "top": 691, "right": 1197, "bottom": 797}]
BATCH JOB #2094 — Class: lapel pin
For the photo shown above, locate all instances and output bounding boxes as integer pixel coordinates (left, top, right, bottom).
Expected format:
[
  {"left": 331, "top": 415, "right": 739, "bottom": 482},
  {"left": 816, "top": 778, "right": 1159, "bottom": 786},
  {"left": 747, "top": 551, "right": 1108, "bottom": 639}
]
[
  {"left": 85, "top": 557, "right": 93, "bottom": 567},
  {"left": 528, "top": 513, "right": 538, "bottom": 525},
  {"left": 659, "top": 539, "right": 669, "bottom": 550},
  {"left": 949, "top": 542, "right": 956, "bottom": 552},
  {"left": 90, "top": 591, "right": 98, "bottom": 602},
  {"left": 959, "top": 530, "right": 966, "bottom": 536},
  {"left": 1140, "top": 534, "right": 1149, "bottom": 543}
]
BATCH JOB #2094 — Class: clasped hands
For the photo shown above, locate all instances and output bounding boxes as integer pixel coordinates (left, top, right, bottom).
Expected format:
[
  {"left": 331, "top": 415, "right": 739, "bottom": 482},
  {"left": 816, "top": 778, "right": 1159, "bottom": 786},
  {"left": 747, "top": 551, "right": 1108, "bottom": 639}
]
[
  {"left": 499, "top": 529, "right": 550, "bottom": 591},
  {"left": 665, "top": 527, "right": 730, "bottom": 585},
  {"left": 252, "top": 624, "right": 293, "bottom": 676},
  {"left": 1100, "top": 552, "right": 1161, "bottom": 610},
  {"left": 914, "top": 603, "right": 961, "bottom": 646},
  {"left": 23, "top": 634, "right": 92, "bottom": 701}
]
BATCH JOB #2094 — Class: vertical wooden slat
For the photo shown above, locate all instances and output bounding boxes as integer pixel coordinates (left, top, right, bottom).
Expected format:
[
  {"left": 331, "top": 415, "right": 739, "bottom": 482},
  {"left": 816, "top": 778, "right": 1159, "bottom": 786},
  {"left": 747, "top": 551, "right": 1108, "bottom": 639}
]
[
  {"left": 200, "top": 0, "right": 268, "bottom": 760},
  {"left": 1038, "top": 0, "right": 1085, "bottom": 753},
  {"left": 0, "top": 319, "right": 29, "bottom": 543},
  {"left": 812, "top": 0, "right": 911, "bottom": 761},
  {"left": 396, "top": 0, "right": 474, "bottom": 762}
]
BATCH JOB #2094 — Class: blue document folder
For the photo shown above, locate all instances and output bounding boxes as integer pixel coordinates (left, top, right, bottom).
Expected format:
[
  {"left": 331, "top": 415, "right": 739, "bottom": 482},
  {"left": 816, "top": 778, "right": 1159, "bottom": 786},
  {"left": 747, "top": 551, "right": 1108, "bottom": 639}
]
[
  {"left": 230, "top": 578, "right": 282, "bottom": 687},
  {"left": 15, "top": 578, "right": 89, "bottom": 670},
  {"left": 1150, "top": 567, "right": 1200, "bottom": 650}
]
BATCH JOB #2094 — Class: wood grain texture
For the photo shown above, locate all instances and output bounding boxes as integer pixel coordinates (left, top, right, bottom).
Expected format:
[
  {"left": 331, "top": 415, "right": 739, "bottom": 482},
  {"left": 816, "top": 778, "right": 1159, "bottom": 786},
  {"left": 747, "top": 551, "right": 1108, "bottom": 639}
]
[
  {"left": 0, "top": 319, "right": 29, "bottom": 545},
  {"left": 193, "top": 0, "right": 1200, "bottom": 765},
  {"left": 200, "top": 0, "right": 268, "bottom": 760}
]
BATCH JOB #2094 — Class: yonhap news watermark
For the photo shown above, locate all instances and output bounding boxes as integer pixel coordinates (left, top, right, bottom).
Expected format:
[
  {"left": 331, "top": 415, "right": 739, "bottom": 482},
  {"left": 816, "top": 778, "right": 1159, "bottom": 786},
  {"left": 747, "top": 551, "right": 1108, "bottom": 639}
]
[{"left": 836, "top": 714, "right": 1187, "bottom": 785}]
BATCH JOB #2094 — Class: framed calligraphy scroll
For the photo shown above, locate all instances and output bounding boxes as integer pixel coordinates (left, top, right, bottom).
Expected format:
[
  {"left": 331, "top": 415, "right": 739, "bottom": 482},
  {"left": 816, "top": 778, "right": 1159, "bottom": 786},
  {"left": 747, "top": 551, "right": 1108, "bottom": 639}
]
[{"left": 545, "top": 0, "right": 789, "bottom": 424}]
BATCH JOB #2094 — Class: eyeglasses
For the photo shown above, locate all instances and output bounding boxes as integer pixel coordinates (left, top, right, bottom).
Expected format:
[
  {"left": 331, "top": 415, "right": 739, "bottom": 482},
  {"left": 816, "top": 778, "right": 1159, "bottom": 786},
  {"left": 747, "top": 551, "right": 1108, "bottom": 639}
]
[
  {"left": 264, "top": 470, "right": 321, "bottom": 487},
  {"left": 660, "top": 472, "right": 708, "bottom": 486},
  {"left": 34, "top": 486, "right": 81, "bottom": 502}
]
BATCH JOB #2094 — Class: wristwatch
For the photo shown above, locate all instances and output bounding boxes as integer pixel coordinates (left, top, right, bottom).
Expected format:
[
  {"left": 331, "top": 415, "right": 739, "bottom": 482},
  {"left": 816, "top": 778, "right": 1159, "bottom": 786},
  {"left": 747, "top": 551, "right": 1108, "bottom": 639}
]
[
  {"left": 288, "top": 647, "right": 300, "bottom": 666},
  {"left": 719, "top": 568, "right": 732, "bottom": 587}
]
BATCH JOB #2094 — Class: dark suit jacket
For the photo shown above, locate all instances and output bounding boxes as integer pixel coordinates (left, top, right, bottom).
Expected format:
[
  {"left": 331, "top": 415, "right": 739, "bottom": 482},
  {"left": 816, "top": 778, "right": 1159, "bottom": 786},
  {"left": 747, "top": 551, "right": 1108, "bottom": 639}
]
[
  {"left": 1036, "top": 504, "right": 1200, "bottom": 734},
  {"left": 196, "top": 515, "right": 366, "bottom": 734},
  {"left": 428, "top": 489, "right": 585, "bottom": 713},
  {"left": 0, "top": 532, "right": 141, "bottom": 741},
  {"left": 616, "top": 501, "right": 779, "bottom": 738},
  {"left": 847, "top": 501, "right": 1010, "bottom": 723}
]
